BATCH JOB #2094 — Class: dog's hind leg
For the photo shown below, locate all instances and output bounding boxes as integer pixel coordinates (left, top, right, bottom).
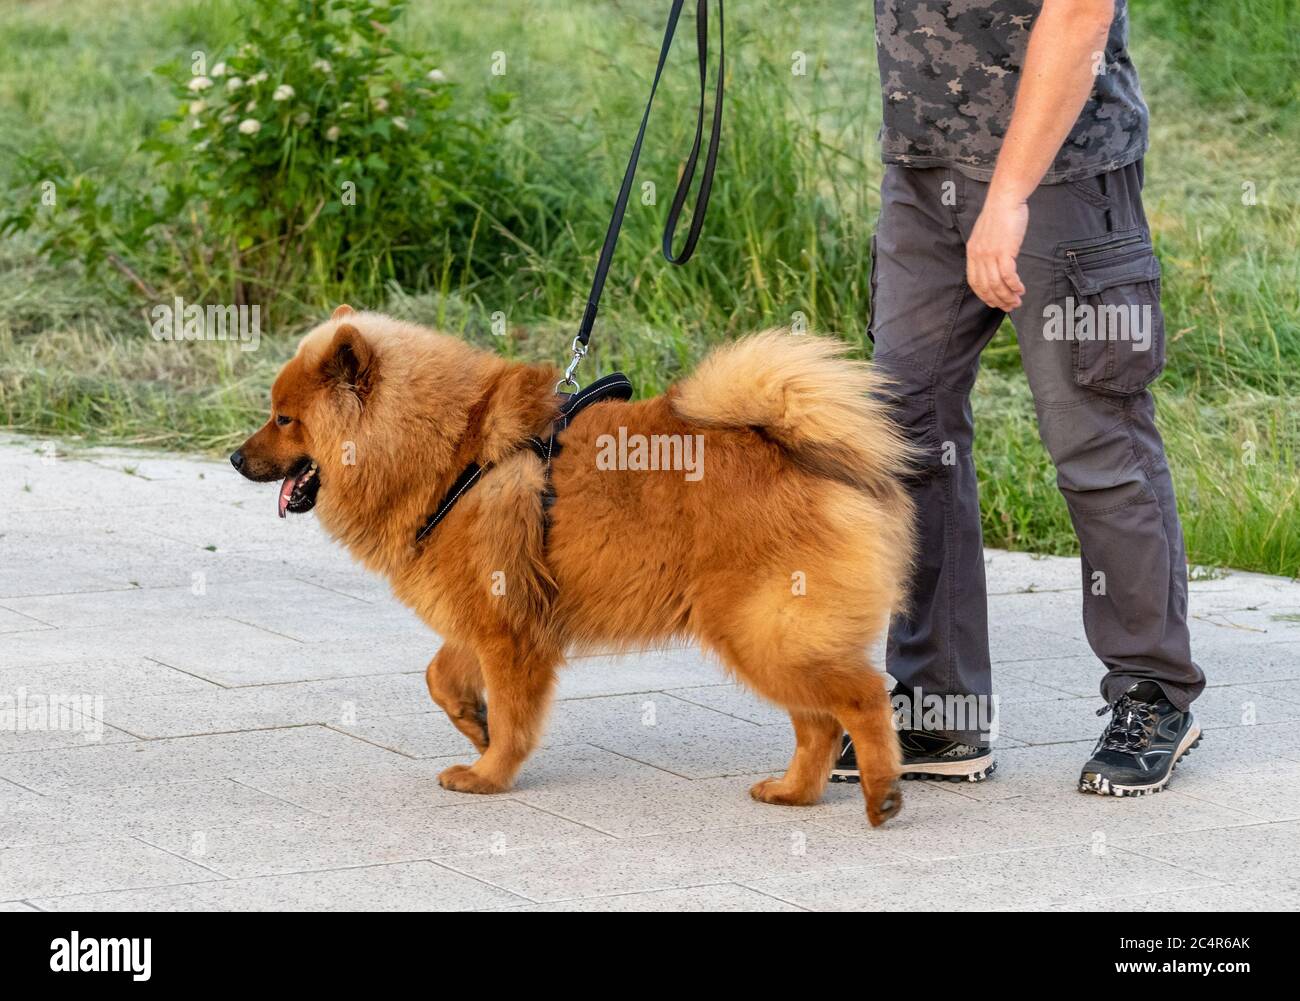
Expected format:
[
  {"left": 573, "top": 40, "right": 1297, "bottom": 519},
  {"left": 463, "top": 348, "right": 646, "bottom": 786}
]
[
  {"left": 832, "top": 667, "right": 903, "bottom": 827},
  {"left": 425, "top": 643, "right": 489, "bottom": 753},
  {"left": 437, "top": 636, "right": 559, "bottom": 795},
  {"left": 750, "top": 710, "right": 842, "bottom": 806}
]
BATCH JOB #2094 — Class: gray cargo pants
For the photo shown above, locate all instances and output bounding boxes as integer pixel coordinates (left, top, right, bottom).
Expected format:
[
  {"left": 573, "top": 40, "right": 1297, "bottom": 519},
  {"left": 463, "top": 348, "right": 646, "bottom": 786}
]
[{"left": 870, "top": 161, "right": 1204, "bottom": 744}]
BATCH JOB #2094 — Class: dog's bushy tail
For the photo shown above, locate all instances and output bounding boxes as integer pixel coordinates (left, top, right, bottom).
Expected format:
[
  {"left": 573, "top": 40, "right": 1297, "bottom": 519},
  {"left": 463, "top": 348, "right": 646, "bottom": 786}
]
[{"left": 670, "top": 330, "right": 916, "bottom": 492}]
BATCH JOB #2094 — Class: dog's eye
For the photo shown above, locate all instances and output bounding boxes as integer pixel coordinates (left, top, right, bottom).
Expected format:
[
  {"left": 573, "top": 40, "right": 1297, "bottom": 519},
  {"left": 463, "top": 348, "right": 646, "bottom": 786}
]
[{"left": 276, "top": 415, "right": 294, "bottom": 427}]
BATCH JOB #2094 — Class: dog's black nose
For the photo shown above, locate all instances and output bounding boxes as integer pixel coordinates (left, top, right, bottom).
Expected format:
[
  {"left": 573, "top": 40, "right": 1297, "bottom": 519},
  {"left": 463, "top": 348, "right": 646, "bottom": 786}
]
[{"left": 230, "top": 449, "right": 245, "bottom": 471}]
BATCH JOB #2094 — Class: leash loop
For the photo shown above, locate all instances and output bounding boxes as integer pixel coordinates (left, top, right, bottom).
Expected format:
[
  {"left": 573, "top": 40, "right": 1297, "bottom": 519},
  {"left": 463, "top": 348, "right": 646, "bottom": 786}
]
[
  {"left": 571, "top": 0, "right": 724, "bottom": 372},
  {"left": 662, "top": 0, "right": 724, "bottom": 265}
]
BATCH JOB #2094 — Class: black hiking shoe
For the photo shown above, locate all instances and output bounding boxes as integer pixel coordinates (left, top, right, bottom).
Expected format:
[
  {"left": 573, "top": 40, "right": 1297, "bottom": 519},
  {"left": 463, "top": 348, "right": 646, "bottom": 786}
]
[
  {"left": 830, "top": 730, "right": 996, "bottom": 784},
  {"left": 1079, "top": 681, "right": 1201, "bottom": 797}
]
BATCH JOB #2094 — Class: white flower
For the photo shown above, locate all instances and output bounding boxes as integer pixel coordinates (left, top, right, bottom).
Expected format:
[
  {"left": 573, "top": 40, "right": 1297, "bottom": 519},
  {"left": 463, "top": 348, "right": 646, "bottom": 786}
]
[
  {"left": 211, "top": 62, "right": 227, "bottom": 77},
  {"left": 294, "top": 111, "right": 311, "bottom": 128},
  {"left": 312, "top": 59, "right": 332, "bottom": 74},
  {"left": 250, "top": 71, "right": 269, "bottom": 84},
  {"left": 238, "top": 118, "right": 261, "bottom": 135},
  {"left": 219, "top": 113, "right": 236, "bottom": 125},
  {"left": 325, "top": 125, "right": 340, "bottom": 142},
  {"left": 194, "top": 139, "right": 210, "bottom": 152},
  {"left": 426, "top": 68, "right": 446, "bottom": 83},
  {"left": 372, "top": 97, "right": 389, "bottom": 113},
  {"left": 188, "top": 75, "right": 213, "bottom": 92},
  {"left": 245, "top": 100, "right": 257, "bottom": 112},
  {"left": 189, "top": 100, "right": 207, "bottom": 115},
  {"left": 226, "top": 76, "right": 243, "bottom": 92},
  {"left": 392, "top": 116, "right": 408, "bottom": 131},
  {"left": 273, "top": 84, "right": 294, "bottom": 102}
]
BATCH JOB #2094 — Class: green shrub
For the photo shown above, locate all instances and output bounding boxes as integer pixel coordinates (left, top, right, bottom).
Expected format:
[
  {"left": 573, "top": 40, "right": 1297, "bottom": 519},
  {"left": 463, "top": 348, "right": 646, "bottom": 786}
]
[{"left": 3, "top": 0, "right": 517, "bottom": 310}]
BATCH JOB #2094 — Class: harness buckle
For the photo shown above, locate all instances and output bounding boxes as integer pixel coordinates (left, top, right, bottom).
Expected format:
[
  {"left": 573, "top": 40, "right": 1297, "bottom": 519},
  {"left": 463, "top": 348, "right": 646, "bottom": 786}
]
[{"left": 555, "top": 336, "right": 587, "bottom": 394}]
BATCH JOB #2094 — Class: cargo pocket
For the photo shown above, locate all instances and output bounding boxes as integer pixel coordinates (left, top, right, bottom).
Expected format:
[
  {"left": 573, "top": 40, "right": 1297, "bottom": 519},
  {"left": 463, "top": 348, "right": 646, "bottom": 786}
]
[
  {"left": 866, "top": 232, "right": 878, "bottom": 343},
  {"left": 1055, "top": 228, "right": 1166, "bottom": 396}
]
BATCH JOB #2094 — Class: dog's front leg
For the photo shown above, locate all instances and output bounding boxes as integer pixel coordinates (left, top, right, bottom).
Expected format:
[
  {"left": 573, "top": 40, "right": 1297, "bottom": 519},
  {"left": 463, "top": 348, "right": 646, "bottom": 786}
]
[
  {"left": 437, "top": 636, "right": 558, "bottom": 795},
  {"left": 425, "top": 643, "right": 489, "bottom": 753}
]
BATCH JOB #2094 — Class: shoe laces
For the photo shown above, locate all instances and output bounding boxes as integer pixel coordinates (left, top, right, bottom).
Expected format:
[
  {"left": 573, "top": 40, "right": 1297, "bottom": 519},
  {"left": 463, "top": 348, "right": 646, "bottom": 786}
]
[{"left": 1096, "top": 694, "right": 1156, "bottom": 753}]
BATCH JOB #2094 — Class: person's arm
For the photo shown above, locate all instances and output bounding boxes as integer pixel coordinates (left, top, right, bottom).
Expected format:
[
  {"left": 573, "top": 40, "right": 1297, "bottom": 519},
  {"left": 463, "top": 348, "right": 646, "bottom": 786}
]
[{"left": 966, "top": 0, "right": 1117, "bottom": 311}]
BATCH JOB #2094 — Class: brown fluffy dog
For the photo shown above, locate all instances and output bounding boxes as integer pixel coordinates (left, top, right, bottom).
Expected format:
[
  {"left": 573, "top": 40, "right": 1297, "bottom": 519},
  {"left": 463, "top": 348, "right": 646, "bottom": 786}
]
[{"left": 233, "top": 306, "right": 915, "bottom": 825}]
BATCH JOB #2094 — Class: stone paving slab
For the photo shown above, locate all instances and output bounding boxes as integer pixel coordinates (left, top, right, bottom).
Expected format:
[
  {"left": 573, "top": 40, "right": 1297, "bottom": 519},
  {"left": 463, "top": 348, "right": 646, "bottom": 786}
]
[
  {"left": 28, "top": 862, "right": 527, "bottom": 913},
  {"left": 1045, "top": 876, "right": 1300, "bottom": 913},
  {"left": 0, "top": 713, "right": 138, "bottom": 755},
  {"left": 487, "top": 883, "right": 803, "bottom": 912},
  {"left": 0, "top": 837, "right": 220, "bottom": 901},
  {"left": 1116, "top": 820, "right": 1300, "bottom": 884},
  {"left": 136, "top": 799, "right": 608, "bottom": 880},
  {"left": 0, "top": 726, "right": 401, "bottom": 794},
  {"left": 90, "top": 673, "right": 429, "bottom": 740},
  {"left": 438, "top": 821, "right": 913, "bottom": 902},
  {"left": 0, "top": 778, "right": 312, "bottom": 850},
  {"left": 740, "top": 845, "right": 1218, "bottom": 911},
  {"left": 1, "top": 437, "right": 1298, "bottom": 911},
  {"left": 0, "top": 607, "right": 50, "bottom": 635}
]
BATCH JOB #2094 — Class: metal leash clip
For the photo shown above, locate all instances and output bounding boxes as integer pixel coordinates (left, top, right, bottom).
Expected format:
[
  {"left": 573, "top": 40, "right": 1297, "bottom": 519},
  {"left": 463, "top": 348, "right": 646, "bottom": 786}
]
[{"left": 556, "top": 336, "right": 587, "bottom": 394}]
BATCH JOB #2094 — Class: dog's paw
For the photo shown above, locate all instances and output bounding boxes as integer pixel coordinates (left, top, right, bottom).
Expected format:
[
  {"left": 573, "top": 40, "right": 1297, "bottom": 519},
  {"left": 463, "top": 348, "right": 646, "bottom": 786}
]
[
  {"left": 437, "top": 763, "right": 508, "bottom": 795},
  {"left": 867, "top": 781, "right": 903, "bottom": 827},
  {"left": 749, "top": 776, "right": 820, "bottom": 806}
]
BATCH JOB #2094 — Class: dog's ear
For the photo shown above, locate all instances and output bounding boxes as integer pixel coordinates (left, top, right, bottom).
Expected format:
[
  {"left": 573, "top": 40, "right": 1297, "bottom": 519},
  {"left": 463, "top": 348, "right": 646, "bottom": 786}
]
[
  {"left": 331, "top": 304, "right": 355, "bottom": 320},
  {"left": 322, "top": 322, "right": 375, "bottom": 400}
]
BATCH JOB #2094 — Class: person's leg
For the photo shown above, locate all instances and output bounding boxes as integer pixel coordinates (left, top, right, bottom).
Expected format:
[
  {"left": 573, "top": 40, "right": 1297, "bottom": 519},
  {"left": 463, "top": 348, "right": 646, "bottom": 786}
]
[
  {"left": 939, "top": 164, "right": 1204, "bottom": 795},
  {"left": 955, "top": 162, "right": 1204, "bottom": 711},
  {"left": 870, "top": 165, "right": 1004, "bottom": 749}
]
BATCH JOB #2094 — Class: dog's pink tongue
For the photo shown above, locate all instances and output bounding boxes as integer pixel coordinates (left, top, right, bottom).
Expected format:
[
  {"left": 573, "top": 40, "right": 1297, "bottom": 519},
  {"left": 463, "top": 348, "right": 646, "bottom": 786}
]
[{"left": 278, "top": 475, "right": 295, "bottom": 518}]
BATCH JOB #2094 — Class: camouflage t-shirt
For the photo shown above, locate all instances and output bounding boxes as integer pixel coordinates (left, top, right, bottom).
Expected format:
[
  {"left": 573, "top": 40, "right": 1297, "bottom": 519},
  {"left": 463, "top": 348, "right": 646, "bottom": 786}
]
[{"left": 874, "top": 0, "right": 1148, "bottom": 183}]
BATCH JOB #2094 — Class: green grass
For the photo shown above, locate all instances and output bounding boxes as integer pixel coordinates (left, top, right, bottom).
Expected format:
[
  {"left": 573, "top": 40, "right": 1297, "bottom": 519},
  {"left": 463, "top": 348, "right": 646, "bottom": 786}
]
[
  {"left": 1, "top": 0, "right": 1298, "bottom": 577},
  {"left": 1140, "top": 0, "right": 1300, "bottom": 115}
]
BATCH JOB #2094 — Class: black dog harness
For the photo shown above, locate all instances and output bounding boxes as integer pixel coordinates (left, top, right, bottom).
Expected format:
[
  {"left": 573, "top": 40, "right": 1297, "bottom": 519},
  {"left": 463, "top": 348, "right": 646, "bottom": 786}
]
[{"left": 415, "top": 373, "right": 633, "bottom": 543}]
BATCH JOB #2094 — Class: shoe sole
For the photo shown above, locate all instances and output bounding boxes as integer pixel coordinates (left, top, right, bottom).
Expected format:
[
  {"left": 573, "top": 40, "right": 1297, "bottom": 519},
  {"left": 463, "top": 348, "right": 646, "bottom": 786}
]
[
  {"left": 830, "top": 755, "right": 997, "bottom": 785},
  {"left": 1077, "top": 724, "right": 1202, "bottom": 797}
]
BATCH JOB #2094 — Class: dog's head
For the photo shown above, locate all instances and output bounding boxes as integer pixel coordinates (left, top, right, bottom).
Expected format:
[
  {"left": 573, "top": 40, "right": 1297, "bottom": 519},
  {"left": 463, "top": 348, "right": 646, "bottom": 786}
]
[
  {"left": 230, "top": 305, "right": 379, "bottom": 517},
  {"left": 233, "top": 306, "right": 560, "bottom": 543}
]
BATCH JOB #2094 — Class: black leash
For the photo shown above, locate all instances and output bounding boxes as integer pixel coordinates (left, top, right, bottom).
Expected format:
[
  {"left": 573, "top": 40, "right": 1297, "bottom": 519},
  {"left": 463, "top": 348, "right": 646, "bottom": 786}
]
[
  {"left": 559, "top": 0, "right": 725, "bottom": 391},
  {"left": 416, "top": 2, "right": 723, "bottom": 544}
]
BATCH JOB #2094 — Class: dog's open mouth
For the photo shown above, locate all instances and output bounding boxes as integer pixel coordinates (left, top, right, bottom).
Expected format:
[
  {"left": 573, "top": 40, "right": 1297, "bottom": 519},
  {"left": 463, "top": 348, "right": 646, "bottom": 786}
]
[{"left": 278, "top": 458, "right": 321, "bottom": 517}]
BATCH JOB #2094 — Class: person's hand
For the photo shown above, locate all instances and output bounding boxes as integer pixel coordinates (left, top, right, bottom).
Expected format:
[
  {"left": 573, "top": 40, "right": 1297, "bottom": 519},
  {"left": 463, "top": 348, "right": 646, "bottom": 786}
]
[{"left": 966, "top": 191, "right": 1029, "bottom": 311}]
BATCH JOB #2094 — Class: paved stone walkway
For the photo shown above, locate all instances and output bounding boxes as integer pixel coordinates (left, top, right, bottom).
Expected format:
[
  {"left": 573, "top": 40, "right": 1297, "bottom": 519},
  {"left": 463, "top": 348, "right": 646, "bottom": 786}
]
[{"left": 1, "top": 436, "right": 1298, "bottom": 911}]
